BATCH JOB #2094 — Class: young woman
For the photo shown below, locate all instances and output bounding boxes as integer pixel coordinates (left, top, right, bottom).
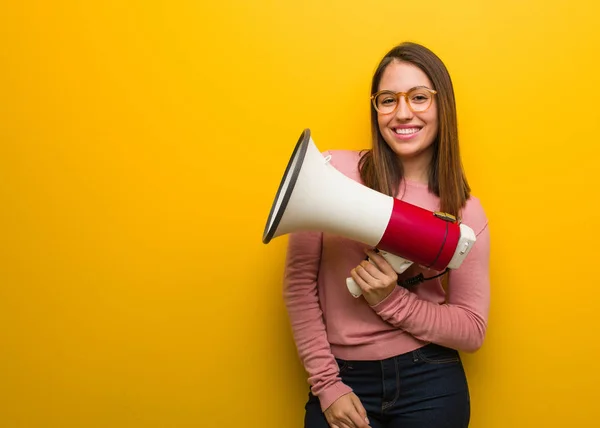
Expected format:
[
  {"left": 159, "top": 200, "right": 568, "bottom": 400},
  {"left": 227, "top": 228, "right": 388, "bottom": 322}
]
[{"left": 283, "top": 42, "right": 490, "bottom": 428}]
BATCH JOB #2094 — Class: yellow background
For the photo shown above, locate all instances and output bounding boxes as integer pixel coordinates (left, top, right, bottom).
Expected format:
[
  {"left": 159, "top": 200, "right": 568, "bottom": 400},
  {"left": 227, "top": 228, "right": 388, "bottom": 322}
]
[{"left": 1, "top": 1, "right": 599, "bottom": 427}]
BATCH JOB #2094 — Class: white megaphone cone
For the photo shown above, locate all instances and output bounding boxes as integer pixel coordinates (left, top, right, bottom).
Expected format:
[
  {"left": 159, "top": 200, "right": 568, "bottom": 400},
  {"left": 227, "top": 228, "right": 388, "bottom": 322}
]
[{"left": 263, "top": 129, "right": 476, "bottom": 298}]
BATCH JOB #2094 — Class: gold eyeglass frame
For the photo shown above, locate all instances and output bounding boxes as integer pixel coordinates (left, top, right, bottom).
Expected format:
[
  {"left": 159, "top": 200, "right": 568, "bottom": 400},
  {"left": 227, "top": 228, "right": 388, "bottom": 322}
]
[{"left": 370, "top": 87, "right": 438, "bottom": 115}]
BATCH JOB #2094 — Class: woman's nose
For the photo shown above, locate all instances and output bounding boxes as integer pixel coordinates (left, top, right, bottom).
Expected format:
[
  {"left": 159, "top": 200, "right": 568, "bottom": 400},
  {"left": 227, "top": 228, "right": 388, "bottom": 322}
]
[{"left": 395, "top": 97, "right": 413, "bottom": 120}]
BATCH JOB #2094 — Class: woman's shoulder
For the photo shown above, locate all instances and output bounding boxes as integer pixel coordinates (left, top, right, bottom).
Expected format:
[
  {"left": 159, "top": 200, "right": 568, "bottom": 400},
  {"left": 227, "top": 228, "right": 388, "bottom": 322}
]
[
  {"left": 461, "top": 194, "right": 489, "bottom": 236},
  {"left": 322, "top": 149, "right": 365, "bottom": 181}
]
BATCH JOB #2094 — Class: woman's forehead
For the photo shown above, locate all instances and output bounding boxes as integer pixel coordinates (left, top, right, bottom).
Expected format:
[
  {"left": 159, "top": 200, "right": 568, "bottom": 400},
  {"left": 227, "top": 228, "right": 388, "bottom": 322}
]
[{"left": 379, "top": 61, "right": 433, "bottom": 91}]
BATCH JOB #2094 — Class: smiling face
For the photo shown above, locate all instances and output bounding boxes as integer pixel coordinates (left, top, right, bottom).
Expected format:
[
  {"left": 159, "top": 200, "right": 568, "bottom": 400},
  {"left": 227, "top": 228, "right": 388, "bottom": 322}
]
[{"left": 376, "top": 60, "right": 439, "bottom": 165}]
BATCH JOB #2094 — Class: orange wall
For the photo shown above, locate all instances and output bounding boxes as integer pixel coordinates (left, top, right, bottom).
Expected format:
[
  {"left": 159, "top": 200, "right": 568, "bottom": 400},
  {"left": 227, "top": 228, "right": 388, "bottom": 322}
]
[{"left": 1, "top": 1, "right": 599, "bottom": 427}]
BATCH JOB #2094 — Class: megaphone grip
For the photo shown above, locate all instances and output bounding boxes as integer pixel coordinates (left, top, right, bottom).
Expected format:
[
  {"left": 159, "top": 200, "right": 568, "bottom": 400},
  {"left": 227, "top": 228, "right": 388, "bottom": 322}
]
[{"left": 346, "top": 251, "right": 413, "bottom": 298}]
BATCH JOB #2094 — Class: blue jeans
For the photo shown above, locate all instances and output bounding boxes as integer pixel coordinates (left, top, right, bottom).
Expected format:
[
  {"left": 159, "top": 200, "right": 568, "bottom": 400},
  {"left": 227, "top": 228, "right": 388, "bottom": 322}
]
[{"left": 304, "top": 343, "right": 470, "bottom": 428}]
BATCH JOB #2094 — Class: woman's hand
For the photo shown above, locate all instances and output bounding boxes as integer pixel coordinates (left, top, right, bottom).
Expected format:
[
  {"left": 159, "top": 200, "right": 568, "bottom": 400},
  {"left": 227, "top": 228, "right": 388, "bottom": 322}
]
[
  {"left": 324, "top": 392, "right": 370, "bottom": 428},
  {"left": 350, "top": 249, "right": 398, "bottom": 306}
]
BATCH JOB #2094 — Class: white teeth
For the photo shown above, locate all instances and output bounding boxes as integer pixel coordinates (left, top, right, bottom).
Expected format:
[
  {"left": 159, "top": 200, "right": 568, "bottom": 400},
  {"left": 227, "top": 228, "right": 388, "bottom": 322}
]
[{"left": 394, "top": 128, "right": 420, "bottom": 135}]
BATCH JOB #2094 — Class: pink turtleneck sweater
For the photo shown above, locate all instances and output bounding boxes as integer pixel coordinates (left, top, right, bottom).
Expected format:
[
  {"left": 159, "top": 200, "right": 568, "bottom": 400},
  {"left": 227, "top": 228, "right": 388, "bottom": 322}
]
[{"left": 283, "top": 149, "right": 490, "bottom": 411}]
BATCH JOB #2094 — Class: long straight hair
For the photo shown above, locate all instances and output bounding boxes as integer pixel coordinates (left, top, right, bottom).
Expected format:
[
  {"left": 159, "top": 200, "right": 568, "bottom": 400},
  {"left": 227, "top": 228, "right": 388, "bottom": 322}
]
[{"left": 358, "top": 42, "right": 470, "bottom": 218}]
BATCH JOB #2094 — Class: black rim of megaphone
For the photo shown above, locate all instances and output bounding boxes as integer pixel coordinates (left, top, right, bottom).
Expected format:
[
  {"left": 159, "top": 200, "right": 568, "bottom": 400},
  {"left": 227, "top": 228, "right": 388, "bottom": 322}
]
[{"left": 262, "top": 129, "right": 311, "bottom": 244}]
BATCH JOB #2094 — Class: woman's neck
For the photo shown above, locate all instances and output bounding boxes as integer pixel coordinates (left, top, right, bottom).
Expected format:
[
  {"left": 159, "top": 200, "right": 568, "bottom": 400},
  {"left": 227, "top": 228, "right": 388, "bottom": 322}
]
[{"left": 399, "top": 151, "right": 432, "bottom": 184}]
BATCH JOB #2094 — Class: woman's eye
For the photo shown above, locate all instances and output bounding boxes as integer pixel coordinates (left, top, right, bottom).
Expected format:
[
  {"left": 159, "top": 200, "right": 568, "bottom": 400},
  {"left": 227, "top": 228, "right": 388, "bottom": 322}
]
[
  {"left": 381, "top": 97, "right": 395, "bottom": 105},
  {"left": 411, "top": 94, "right": 429, "bottom": 103}
]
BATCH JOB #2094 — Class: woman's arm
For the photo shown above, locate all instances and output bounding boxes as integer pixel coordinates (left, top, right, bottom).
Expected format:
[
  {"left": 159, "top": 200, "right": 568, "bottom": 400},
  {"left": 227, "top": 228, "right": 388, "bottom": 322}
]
[
  {"left": 368, "top": 223, "right": 490, "bottom": 352},
  {"left": 283, "top": 231, "right": 353, "bottom": 411}
]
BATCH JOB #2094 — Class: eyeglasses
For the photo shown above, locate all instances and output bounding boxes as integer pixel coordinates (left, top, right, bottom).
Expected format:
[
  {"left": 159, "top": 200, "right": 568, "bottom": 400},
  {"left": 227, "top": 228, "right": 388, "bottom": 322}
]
[{"left": 371, "top": 87, "right": 437, "bottom": 115}]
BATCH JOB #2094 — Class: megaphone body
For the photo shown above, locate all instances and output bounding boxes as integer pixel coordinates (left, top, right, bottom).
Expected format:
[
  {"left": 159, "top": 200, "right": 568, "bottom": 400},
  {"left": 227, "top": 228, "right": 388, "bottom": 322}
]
[{"left": 263, "top": 129, "right": 476, "bottom": 297}]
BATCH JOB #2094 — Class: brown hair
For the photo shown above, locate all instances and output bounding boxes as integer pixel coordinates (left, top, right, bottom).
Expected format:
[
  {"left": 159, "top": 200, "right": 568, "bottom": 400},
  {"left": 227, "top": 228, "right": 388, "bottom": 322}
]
[{"left": 358, "top": 42, "right": 470, "bottom": 218}]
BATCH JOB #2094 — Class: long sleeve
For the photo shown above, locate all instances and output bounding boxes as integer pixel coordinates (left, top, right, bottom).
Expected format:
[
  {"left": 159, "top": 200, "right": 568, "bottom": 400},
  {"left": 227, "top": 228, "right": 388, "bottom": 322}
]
[
  {"left": 283, "top": 231, "right": 353, "bottom": 411},
  {"left": 370, "top": 222, "right": 491, "bottom": 352}
]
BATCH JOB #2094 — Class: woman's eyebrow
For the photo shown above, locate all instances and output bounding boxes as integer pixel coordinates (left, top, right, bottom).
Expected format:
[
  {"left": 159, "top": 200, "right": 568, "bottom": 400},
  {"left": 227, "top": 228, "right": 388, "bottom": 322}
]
[
  {"left": 409, "top": 85, "right": 432, "bottom": 91},
  {"left": 380, "top": 85, "right": 433, "bottom": 93}
]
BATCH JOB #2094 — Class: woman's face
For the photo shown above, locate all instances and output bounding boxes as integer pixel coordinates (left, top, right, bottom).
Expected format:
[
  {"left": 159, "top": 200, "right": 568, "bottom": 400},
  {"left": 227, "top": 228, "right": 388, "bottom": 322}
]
[{"left": 376, "top": 60, "right": 439, "bottom": 163}]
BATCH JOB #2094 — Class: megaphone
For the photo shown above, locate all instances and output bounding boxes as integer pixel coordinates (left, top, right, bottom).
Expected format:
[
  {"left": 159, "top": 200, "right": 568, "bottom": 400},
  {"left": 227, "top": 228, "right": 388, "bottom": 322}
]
[{"left": 262, "top": 129, "right": 476, "bottom": 297}]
